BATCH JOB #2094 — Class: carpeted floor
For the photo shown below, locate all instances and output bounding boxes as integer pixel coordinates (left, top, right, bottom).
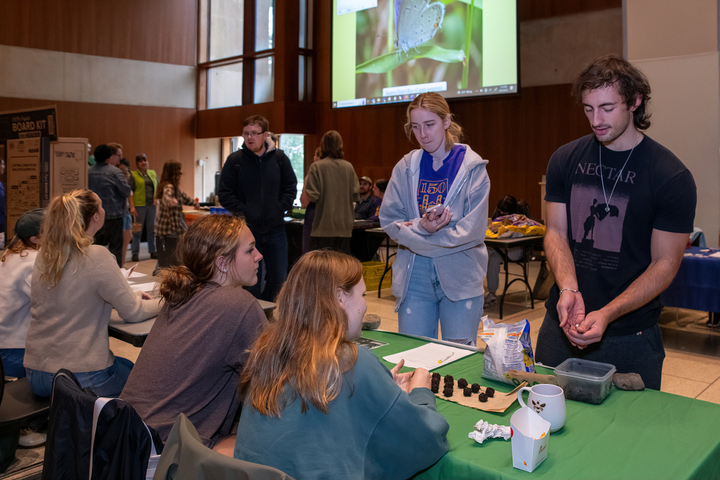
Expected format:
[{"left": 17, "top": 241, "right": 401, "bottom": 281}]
[{"left": 0, "top": 445, "right": 44, "bottom": 480}]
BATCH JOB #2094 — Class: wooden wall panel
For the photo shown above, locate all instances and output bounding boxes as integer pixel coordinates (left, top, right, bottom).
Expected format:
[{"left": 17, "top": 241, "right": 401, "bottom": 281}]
[
  {"left": 0, "top": 0, "right": 197, "bottom": 66},
  {"left": 0, "top": 97, "right": 197, "bottom": 197},
  {"left": 518, "top": 0, "right": 622, "bottom": 21}
]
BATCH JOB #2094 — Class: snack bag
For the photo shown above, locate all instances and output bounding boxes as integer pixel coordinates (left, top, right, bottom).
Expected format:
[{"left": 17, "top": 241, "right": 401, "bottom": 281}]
[{"left": 479, "top": 316, "right": 536, "bottom": 384}]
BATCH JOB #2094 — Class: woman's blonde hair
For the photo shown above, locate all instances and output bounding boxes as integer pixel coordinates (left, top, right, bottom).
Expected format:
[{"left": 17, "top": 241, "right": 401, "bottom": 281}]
[
  {"left": 239, "top": 250, "right": 363, "bottom": 417},
  {"left": 37, "top": 189, "right": 99, "bottom": 288},
  {"left": 159, "top": 214, "right": 247, "bottom": 308},
  {"left": 404, "top": 92, "right": 463, "bottom": 152}
]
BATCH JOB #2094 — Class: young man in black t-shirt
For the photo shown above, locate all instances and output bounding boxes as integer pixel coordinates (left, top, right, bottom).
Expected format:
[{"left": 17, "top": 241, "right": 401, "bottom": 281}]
[{"left": 536, "top": 55, "right": 697, "bottom": 390}]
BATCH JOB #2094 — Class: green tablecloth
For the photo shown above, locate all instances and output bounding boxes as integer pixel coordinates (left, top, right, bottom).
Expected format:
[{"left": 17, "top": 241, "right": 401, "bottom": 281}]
[{"left": 363, "top": 330, "right": 720, "bottom": 480}]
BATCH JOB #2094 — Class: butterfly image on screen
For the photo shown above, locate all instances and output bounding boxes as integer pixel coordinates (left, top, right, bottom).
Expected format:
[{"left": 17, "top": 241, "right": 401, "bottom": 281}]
[{"left": 395, "top": 0, "right": 446, "bottom": 53}]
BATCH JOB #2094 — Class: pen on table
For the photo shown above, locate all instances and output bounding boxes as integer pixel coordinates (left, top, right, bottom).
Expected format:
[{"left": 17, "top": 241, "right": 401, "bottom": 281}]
[{"left": 438, "top": 352, "right": 454, "bottom": 364}]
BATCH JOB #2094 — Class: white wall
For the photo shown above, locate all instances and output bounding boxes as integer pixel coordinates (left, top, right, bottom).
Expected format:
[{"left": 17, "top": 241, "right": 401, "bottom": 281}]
[{"left": 625, "top": 0, "right": 720, "bottom": 247}]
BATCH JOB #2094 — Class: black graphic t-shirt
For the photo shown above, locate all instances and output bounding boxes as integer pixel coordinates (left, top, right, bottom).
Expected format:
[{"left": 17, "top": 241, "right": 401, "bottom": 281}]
[{"left": 545, "top": 134, "right": 696, "bottom": 336}]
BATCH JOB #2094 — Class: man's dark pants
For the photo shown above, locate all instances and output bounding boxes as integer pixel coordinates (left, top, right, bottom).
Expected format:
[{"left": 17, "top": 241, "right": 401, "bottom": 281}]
[
  {"left": 536, "top": 310, "right": 665, "bottom": 390},
  {"left": 94, "top": 217, "right": 125, "bottom": 267},
  {"left": 246, "top": 224, "right": 288, "bottom": 302}
]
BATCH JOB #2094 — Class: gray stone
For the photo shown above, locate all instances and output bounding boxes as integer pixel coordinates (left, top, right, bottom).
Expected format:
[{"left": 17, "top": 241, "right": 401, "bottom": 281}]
[
  {"left": 361, "top": 314, "right": 381, "bottom": 330},
  {"left": 613, "top": 372, "right": 645, "bottom": 391}
]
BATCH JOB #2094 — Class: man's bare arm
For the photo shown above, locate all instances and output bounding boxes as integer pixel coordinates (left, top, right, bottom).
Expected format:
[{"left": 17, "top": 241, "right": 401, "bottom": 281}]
[
  {"left": 544, "top": 202, "right": 585, "bottom": 334},
  {"left": 544, "top": 202, "right": 578, "bottom": 291}
]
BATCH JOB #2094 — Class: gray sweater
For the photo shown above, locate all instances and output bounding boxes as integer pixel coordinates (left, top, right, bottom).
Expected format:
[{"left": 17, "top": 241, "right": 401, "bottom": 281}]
[
  {"left": 379, "top": 145, "right": 490, "bottom": 307},
  {"left": 26, "top": 245, "right": 161, "bottom": 373},
  {"left": 121, "top": 284, "right": 267, "bottom": 447}
]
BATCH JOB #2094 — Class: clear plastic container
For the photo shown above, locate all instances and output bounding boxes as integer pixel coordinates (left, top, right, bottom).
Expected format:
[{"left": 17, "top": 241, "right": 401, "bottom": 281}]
[{"left": 554, "top": 358, "right": 616, "bottom": 404}]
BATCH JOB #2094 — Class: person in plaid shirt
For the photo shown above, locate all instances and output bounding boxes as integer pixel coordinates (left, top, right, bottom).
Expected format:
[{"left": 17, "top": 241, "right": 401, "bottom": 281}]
[{"left": 154, "top": 161, "right": 197, "bottom": 272}]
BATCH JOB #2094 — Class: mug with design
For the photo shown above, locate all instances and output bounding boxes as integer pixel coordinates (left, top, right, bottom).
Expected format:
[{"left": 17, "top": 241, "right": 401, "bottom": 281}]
[{"left": 517, "top": 384, "right": 566, "bottom": 432}]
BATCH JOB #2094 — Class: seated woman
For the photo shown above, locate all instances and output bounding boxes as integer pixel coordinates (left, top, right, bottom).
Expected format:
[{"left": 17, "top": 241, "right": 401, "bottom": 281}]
[
  {"left": 0, "top": 208, "right": 44, "bottom": 378},
  {"left": 234, "top": 250, "right": 449, "bottom": 480},
  {"left": 368, "top": 178, "right": 387, "bottom": 222},
  {"left": 121, "top": 214, "right": 267, "bottom": 448},
  {"left": 24, "top": 189, "right": 161, "bottom": 397},
  {"left": 485, "top": 194, "right": 532, "bottom": 308}
]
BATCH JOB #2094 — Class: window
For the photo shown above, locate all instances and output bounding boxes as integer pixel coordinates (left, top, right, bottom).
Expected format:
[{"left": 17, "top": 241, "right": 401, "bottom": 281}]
[
  {"left": 199, "top": 0, "right": 313, "bottom": 109},
  {"left": 209, "top": 0, "right": 244, "bottom": 61},
  {"left": 208, "top": 63, "right": 243, "bottom": 108},
  {"left": 277, "top": 134, "right": 305, "bottom": 207}
]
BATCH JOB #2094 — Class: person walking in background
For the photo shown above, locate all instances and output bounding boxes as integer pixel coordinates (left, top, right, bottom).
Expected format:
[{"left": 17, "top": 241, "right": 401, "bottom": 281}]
[
  {"left": 88, "top": 143, "right": 131, "bottom": 267},
  {"left": 380, "top": 92, "right": 490, "bottom": 346},
  {"left": 536, "top": 55, "right": 696, "bottom": 390},
  {"left": 118, "top": 158, "right": 133, "bottom": 267},
  {"left": 155, "top": 161, "right": 197, "bottom": 273},
  {"left": 0, "top": 208, "right": 43, "bottom": 378},
  {"left": 218, "top": 115, "right": 297, "bottom": 301},
  {"left": 354, "top": 176, "right": 379, "bottom": 220},
  {"left": 304, "top": 130, "right": 360, "bottom": 254},
  {"left": 129, "top": 153, "right": 158, "bottom": 262}
]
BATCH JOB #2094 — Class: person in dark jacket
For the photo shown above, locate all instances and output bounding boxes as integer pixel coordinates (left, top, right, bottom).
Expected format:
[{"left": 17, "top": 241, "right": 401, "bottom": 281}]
[{"left": 218, "top": 115, "right": 297, "bottom": 301}]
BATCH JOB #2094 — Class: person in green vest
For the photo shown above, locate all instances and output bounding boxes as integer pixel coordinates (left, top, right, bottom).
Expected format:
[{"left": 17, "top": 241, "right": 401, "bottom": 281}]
[{"left": 129, "top": 154, "right": 158, "bottom": 262}]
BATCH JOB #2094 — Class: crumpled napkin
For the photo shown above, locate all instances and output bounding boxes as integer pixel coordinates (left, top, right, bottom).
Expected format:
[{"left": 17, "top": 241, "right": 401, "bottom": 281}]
[{"left": 468, "top": 419, "right": 511, "bottom": 444}]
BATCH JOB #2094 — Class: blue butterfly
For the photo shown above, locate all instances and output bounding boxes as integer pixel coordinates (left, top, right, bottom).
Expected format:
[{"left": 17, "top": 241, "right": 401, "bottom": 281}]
[{"left": 395, "top": 0, "right": 446, "bottom": 53}]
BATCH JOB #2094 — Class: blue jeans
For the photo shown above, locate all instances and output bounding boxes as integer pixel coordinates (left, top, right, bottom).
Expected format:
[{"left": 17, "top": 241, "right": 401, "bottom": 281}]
[
  {"left": 1, "top": 348, "right": 26, "bottom": 378},
  {"left": 131, "top": 205, "right": 156, "bottom": 255},
  {"left": 536, "top": 313, "right": 665, "bottom": 390},
  {"left": 398, "top": 255, "right": 483, "bottom": 346},
  {"left": 25, "top": 356, "right": 134, "bottom": 398},
  {"left": 246, "top": 225, "right": 288, "bottom": 302}
]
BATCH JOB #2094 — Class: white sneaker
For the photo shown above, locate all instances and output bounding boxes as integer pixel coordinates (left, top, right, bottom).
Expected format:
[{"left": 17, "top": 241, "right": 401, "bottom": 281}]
[{"left": 18, "top": 429, "right": 46, "bottom": 448}]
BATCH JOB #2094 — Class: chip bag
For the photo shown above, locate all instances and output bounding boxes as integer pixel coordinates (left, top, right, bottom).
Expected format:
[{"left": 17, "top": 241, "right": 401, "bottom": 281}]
[{"left": 479, "top": 316, "right": 536, "bottom": 384}]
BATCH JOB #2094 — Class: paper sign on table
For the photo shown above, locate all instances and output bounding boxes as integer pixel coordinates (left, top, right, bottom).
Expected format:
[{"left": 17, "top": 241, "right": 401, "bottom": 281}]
[
  {"left": 511, "top": 406, "right": 550, "bottom": 473},
  {"left": 383, "top": 343, "right": 474, "bottom": 370}
]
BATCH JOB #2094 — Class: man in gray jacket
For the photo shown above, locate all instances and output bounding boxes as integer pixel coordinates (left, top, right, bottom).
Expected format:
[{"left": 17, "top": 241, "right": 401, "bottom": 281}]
[{"left": 88, "top": 143, "right": 131, "bottom": 267}]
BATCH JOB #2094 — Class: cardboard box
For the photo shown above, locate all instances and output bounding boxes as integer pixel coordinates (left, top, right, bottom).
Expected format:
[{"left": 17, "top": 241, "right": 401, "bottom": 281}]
[{"left": 511, "top": 406, "right": 550, "bottom": 472}]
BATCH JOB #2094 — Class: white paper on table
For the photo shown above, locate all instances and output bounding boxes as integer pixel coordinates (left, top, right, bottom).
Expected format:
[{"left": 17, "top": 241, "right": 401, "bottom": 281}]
[
  {"left": 709, "top": 251, "right": 720, "bottom": 258},
  {"left": 383, "top": 343, "right": 474, "bottom": 371},
  {"left": 128, "top": 272, "right": 147, "bottom": 279},
  {"left": 129, "top": 283, "right": 157, "bottom": 293}
]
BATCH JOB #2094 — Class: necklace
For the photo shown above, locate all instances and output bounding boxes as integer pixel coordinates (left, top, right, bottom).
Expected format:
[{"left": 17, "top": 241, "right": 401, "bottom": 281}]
[{"left": 598, "top": 144, "right": 635, "bottom": 213}]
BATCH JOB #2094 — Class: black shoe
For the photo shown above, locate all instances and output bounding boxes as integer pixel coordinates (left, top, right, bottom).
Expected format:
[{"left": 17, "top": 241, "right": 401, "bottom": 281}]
[
  {"left": 131, "top": 254, "right": 139, "bottom": 262},
  {"left": 150, "top": 252, "right": 158, "bottom": 259}
]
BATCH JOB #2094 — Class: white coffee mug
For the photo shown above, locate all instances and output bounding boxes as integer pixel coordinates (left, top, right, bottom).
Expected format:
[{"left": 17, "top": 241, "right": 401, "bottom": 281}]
[{"left": 517, "top": 384, "right": 566, "bottom": 432}]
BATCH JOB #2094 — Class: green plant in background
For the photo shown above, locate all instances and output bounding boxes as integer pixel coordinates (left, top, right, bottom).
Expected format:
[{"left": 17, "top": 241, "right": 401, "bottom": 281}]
[
  {"left": 462, "top": 0, "right": 475, "bottom": 89},
  {"left": 278, "top": 134, "right": 305, "bottom": 205},
  {"left": 357, "top": 45, "right": 466, "bottom": 74}
]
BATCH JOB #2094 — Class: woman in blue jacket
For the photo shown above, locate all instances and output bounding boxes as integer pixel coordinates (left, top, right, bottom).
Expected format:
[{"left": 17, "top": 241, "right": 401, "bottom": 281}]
[{"left": 380, "top": 92, "right": 490, "bottom": 345}]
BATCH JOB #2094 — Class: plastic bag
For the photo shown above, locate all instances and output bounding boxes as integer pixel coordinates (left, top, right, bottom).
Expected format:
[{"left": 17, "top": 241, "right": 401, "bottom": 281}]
[{"left": 479, "top": 316, "right": 536, "bottom": 384}]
